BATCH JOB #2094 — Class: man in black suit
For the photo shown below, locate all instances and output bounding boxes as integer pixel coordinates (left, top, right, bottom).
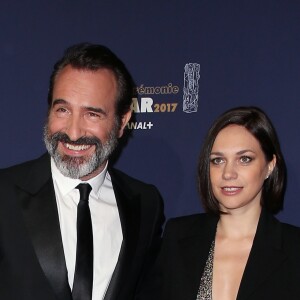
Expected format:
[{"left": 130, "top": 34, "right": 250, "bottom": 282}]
[{"left": 0, "top": 43, "right": 164, "bottom": 300}]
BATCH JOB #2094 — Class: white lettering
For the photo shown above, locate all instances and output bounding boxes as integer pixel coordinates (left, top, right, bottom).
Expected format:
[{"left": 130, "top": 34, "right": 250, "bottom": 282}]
[
  {"left": 126, "top": 121, "right": 154, "bottom": 130},
  {"left": 131, "top": 98, "right": 140, "bottom": 113},
  {"left": 140, "top": 97, "right": 153, "bottom": 113}
]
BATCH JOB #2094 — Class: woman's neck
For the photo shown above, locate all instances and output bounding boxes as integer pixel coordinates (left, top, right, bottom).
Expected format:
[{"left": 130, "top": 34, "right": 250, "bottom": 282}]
[{"left": 217, "top": 206, "right": 262, "bottom": 239}]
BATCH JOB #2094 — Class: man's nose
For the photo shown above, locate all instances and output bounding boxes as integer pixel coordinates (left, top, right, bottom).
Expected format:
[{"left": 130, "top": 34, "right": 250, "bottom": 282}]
[{"left": 65, "top": 115, "right": 85, "bottom": 141}]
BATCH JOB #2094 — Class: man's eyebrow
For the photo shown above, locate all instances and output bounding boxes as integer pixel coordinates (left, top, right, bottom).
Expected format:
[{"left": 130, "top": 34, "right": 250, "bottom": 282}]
[
  {"left": 52, "top": 99, "right": 68, "bottom": 107},
  {"left": 51, "top": 99, "right": 107, "bottom": 116},
  {"left": 83, "top": 106, "right": 107, "bottom": 116},
  {"left": 210, "top": 151, "right": 223, "bottom": 156}
]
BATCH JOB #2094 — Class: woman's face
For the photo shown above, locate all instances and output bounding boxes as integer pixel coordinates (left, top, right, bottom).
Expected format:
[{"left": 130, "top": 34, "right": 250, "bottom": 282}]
[{"left": 209, "top": 124, "right": 276, "bottom": 214}]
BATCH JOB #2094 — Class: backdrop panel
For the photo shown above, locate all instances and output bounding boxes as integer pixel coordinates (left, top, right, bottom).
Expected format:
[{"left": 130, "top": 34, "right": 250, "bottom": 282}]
[{"left": 1, "top": 0, "right": 299, "bottom": 225}]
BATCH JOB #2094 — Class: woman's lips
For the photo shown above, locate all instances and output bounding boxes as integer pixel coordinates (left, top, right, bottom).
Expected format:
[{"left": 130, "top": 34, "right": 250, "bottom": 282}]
[{"left": 221, "top": 186, "right": 243, "bottom": 196}]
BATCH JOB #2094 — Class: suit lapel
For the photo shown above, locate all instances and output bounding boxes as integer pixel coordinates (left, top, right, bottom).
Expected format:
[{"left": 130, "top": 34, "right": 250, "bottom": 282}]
[
  {"left": 237, "top": 210, "right": 287, "bottom": 300},
  {"left": 178, "top": 214, "right": 218, "bottom": 300},
  {"left": 104, "top": 169, "right": 140, "bottom": 300},
  {"left": 14, "top": 154, "right": 72, "bottom": 300}
]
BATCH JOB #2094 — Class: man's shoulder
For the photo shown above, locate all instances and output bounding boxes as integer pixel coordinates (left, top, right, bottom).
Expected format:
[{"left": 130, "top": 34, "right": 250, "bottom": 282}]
[
  {"left": 0, "top": 153, "right": 50, "bottom": 184},
  {"left": 1, "top": 155, "right": 44, "bottom": 170},
  {"left": 109, "top": 167, "right": 164, "bottom": 211},
  {"left": 109, "top": 167, "right": 159, "bottom": 191}
]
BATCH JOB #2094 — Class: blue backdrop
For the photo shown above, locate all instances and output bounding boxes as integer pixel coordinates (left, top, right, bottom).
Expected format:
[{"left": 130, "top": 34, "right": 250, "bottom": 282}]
[{"left": 1, "top": 0, "right": 299, "bottom": 226}]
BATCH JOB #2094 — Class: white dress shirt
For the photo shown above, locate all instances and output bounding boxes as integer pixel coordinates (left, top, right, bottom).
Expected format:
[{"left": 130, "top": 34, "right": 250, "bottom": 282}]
[{"left": 51, "top": 158, "right": 123, "bottom": 300}]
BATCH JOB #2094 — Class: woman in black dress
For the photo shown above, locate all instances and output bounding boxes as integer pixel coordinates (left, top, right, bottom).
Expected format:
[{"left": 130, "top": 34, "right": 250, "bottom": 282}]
[{"left": 155, "top": 106, "right": 300, "bottom": 300}]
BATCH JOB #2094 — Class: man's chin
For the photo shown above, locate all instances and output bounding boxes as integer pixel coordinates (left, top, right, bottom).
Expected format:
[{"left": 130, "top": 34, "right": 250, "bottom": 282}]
[
  {"left": 61, "top": 155, "right": 88, "bottom": 165},
  {"left": 52, "top": 152, "right": 103, "bottom": 179},
  {"left": 55, "top": 161, "right": 93, "bottom": 179}
]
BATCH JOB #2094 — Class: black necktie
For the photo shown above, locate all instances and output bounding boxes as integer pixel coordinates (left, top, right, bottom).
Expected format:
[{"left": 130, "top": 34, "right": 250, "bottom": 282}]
[{"left": 72, "top": 183, "right": 93, "bottom": 300}]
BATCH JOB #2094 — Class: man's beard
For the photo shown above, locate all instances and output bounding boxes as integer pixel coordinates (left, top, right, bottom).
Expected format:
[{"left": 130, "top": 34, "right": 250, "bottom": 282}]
[{"left": 43, "top": 124, "right": 118, "bottom": 179}]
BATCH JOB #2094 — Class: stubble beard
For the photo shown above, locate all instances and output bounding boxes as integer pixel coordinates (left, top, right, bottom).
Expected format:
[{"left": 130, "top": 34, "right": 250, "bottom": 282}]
[{"left": 43, "top": 123, "right": 118, "bottom": 179}]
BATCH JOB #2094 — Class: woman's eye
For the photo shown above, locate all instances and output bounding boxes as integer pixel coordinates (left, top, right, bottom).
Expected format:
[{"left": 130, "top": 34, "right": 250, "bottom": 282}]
[
  {"left": 240, "top": 156, "right": 252, "bottom": 163},
  {"left": 210, "top": 157, "right": 224, "bottom": 165}
]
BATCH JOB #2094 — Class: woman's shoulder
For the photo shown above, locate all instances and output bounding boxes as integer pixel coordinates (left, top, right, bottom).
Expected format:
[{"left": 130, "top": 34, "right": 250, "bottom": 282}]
[
  {"left": 163, "top": 213, "right": 218, "bottom": 239},
  {"left": 280, "top": 221, "right": 300, "bottom": 241},
  {"left": 166, "top": 213, "right": 207, "bottom": 226},
  {"left": 277, "top": 222, "right": 300, "bottom": 267}
]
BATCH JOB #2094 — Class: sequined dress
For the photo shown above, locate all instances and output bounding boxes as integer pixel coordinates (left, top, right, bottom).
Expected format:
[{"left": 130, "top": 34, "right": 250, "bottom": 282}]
[{"left": 196, "top": 240, "right": 215, "bottom": 300}]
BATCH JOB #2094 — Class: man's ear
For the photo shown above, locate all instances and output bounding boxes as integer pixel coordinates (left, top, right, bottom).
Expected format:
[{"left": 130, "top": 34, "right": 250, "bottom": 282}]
[{"left": 118, "top": 110, "right": 132, "bottom": 138}]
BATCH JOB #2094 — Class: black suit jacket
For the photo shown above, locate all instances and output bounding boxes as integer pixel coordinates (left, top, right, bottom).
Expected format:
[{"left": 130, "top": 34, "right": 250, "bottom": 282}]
[
  {"left": 153, "top": 210, "right": 300, "bottom": 300},
  {"left": 0, "top": 154, "right": 164, "bottom": 300}
]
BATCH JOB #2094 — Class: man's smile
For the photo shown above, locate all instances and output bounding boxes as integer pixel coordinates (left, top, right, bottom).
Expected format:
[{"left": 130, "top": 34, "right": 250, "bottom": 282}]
[
  {"left": 64, "top": 143, "right": 92, "bottom": 151},
  {"left": 59, "top": 141, "right": 96, "bottom": 157}
]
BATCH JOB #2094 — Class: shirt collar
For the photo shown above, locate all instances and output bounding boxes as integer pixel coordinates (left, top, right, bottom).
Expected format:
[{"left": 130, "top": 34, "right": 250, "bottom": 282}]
[{"left": 51, "top": 158, "right": 108, "bottom": 197}]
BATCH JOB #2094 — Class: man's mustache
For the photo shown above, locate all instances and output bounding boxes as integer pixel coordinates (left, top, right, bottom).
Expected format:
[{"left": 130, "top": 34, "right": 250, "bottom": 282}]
[{"left": 50, "top": 132, "right": 101, "bottom": 146}]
